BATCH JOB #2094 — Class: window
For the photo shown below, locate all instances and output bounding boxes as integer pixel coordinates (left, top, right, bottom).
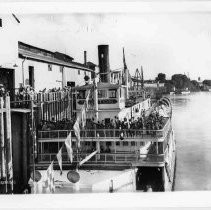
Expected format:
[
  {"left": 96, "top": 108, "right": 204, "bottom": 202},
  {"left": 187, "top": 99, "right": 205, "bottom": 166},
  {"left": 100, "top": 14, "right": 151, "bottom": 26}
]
[
  {"left": 67, "top": 81, "right": 75, "bottom": 87},
  {"left": 85, "top": 142, "right": 91, "bottom": 146},
  {"left": 0, "top": 19, "right": 2, "bottom": 27},
  {"left": 48, "top": 64, "right": 52, "bottom": 71},
  {"left": 106, "top": 142, "right": 111, "bottom": 146},
  {"left": 108, "top": 89, "right": 117, "bottom": 98},
  {"left": 131, "top": 141, "right": 135, "bottom": 146},
  {"left": 140, "top": 142, "right": 145, "bottom": 146},
  {"left": 60, "top": 66, "right": 64, "bottom": 73},
  {"left": 78, "top": 70, "right": 80, "bottom": 75},
  {"left": 123, "top": 141, "right": 128, "bottom": 146},
  {"left": 98, "top": 90, "right": 107, "bottom": 98}
]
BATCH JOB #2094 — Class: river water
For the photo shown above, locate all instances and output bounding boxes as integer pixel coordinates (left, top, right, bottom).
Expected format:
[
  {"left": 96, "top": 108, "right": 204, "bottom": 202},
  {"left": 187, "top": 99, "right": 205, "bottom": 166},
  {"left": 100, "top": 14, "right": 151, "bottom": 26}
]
[{"left": 171, "top": 92, "right": 211, "bottom": 191}]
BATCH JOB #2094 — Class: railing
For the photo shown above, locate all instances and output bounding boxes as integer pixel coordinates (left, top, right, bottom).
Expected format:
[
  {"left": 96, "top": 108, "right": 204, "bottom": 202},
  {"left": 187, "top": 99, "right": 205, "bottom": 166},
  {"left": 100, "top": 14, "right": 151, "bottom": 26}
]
[
  {"left": 38, "top": 119, "right": 171, "bottom": 141},
  {"left": 10, "top": 88, "right": 71, "bottom": 108},
  {"left": 37, "top": 152, "right": 165, "bottom": 165},
  {"left": 38, "top": 128, "right": 166, "bottom": 140}
]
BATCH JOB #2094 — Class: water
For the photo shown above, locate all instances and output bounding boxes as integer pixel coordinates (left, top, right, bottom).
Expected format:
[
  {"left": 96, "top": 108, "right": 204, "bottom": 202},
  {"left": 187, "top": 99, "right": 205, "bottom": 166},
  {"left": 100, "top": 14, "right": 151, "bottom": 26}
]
[{"left": 171, "top": 92, "right": 211, "bottom": 191}]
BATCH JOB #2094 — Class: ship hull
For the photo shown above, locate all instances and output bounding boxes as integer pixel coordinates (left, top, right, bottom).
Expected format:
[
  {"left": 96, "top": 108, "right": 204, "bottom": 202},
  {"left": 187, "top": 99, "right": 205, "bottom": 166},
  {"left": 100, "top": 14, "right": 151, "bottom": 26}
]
[{"left": 136, "top": 129, "right": 176, "bottom": 192}]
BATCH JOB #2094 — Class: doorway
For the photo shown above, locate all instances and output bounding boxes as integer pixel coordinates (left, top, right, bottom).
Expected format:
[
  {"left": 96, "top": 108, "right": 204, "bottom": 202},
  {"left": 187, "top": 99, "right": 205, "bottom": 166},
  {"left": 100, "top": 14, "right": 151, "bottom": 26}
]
[{"left": 0, "top": 68, "right": 15, "bottom": 99}]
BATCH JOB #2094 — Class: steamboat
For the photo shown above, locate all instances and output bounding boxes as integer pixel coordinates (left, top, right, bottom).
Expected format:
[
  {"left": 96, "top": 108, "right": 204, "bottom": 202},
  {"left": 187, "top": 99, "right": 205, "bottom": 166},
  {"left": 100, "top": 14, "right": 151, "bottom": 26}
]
[{"left": 35, "top": 45, "right": 176, "bottom": 192}]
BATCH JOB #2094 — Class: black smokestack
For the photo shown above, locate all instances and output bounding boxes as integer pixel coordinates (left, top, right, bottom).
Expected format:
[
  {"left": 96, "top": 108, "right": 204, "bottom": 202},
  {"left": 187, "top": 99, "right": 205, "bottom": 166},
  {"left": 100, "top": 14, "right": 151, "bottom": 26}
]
[{"left": 98, "top": 45, "right": 110, "bottom": 83}]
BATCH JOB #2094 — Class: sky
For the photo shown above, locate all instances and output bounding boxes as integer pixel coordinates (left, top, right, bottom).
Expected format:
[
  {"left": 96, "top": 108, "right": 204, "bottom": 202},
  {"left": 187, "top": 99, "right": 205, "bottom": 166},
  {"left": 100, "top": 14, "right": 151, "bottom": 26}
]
[{"left": 3, "top": 3, "right": 211, "bottom": 80}]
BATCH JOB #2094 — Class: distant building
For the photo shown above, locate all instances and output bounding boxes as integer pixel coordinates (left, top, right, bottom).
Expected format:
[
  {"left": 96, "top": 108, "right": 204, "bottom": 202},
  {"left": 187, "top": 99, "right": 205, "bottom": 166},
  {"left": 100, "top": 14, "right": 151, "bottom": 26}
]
[{"left": 144, "top": 81, "right": 165, "bottom": 88}]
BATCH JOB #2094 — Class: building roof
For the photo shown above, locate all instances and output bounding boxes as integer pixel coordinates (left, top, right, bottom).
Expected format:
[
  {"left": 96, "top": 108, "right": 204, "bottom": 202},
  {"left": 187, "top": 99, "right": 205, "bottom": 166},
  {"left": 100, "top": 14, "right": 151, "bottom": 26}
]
[
  {"left": 18, "top": 41, "right": 94, "bottom": 72},
  {"left": 86, "top": 61, "right": 97, "bottom": 68},
  {"left": 54, "top": 52, "right": 74, "bottom": 62}
]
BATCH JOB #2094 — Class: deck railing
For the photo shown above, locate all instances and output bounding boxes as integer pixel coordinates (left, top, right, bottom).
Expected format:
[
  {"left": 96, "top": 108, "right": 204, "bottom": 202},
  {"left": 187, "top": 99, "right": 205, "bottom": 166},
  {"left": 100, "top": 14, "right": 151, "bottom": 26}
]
[
  {"left": 10, "top": 88, "right": 71, "bottom": 108},
  {"left": 38, "top": 119, "right": 170, "bottom": 141},
  {"left": 38, "top": 129, "right": 163, "bottom": 140},
  {"left": 37, "top": 152, "right": 165, "bottom": 164}
]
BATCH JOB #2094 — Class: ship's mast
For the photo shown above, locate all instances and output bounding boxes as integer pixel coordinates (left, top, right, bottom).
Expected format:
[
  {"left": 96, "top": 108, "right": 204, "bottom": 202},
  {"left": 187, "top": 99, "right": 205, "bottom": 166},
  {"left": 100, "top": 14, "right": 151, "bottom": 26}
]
[
  {"left": 141, "top": 66, "right": 144, "bottom": 89},
  {"left": 93, "top": 73, "right": 98, "bottom": 122},
  {"left": 123, "top": 48, "right": 129, "bottom": 99}
]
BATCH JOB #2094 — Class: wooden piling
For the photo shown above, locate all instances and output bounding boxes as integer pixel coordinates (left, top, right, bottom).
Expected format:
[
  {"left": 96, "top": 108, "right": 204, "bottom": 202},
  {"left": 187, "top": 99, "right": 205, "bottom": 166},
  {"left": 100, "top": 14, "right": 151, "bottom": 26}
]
[
  {"left": 5, "top": 96, "right": 13, "bottom": 192},
  {"left": 0, "top": 97, "right": 6, "bottom": 179}
]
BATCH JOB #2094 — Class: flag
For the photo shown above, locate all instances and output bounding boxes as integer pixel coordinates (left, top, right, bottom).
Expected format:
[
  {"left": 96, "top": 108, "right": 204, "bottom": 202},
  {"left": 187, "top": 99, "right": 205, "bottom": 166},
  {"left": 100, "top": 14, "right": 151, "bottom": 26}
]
[
  {"left": 8, "top": 161, "right": 13, "bottom": 180},
  {"left": 123, "top": 47, "right": 127, "bottom": 70},
  {"left": 44, "top": 162, "right": 55, "bottom": 193},
  {"left": 56, "top": 148, "right": 63, "bottom": 175},
  {"left": 122, "top": 48, "right": 128, "bottom": 86},
  {"left": 73, "top": 117, "right": 81, "bottom": 148},
  {"left": 81, "top": 90, "right": 90, "bottom": 128},
  {"left": 81, "top": 108, "right": 86, "bottom": 129},
  {"left": 65, "top": 132, "right": 73, "bottom": 163}
]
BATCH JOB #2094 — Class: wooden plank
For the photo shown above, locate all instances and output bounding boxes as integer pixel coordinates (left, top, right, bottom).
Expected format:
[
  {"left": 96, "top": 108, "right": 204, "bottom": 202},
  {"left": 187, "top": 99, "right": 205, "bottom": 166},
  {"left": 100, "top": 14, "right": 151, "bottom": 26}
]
[
  {"left": 5, "top": 96, "right": 13, "bottom": 192},
  {"left": 55, "top": 101, "right": 58, "bottom": 122},
  {"left": 58, "top": 101, "right": 61, "bottom": 121},
  {"left": 52, "top": 101, "right": 55, "bottom": 120},
  {"left": 0, "top": 97, "right": 6, "bottom": 179},
  {"left": 47, "top": 102, "right": 50, "bottom": 121}
]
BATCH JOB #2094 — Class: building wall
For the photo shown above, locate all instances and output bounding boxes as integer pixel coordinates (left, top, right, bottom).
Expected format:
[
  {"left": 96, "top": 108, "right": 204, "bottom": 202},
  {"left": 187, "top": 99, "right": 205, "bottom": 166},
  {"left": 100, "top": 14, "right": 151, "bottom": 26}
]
[
  {"left": 23, "top": 60, "right": 62, "bottom": 91},
  {"left": 15, "top": 58, "right": 92, "bottom": 91},
  {"left": 63, "top": 67, "right": 91, "bottom": 88}
]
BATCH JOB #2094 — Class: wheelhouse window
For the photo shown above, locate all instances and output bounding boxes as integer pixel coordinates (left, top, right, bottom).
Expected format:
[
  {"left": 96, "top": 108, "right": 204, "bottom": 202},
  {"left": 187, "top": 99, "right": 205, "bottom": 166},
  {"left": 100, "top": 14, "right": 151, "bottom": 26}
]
[
  {"left": 131, "top": 141, "right": 135, "bottom": 146},
  {"left": 123, "top": 141, "right": 128, "bottom": 146},
  {"left": 108, "top": 89, "right": 117, "bottom": 98},
  {"left": 98, "top": 90, "right": 107, "bottom": 98},
  {"left": 116, "top": 141, "right": 120, "bottom": 146}
]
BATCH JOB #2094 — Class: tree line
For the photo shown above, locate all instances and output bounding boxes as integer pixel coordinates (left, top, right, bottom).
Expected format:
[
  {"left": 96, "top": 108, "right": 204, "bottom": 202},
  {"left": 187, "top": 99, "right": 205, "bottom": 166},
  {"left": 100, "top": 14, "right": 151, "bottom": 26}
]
[{"left": 155, "top": 73, "right": 204, "bottom": 93}]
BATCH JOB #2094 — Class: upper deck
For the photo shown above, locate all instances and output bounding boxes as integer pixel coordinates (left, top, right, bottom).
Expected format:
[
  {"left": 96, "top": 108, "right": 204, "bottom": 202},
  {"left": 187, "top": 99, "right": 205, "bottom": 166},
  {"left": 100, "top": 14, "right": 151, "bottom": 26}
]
[
  {"left": 36, "top": 117, "right": 172, "bottom": 169},
  {"left": 38, "top": 117, "right": 170, "bottom": 143}
]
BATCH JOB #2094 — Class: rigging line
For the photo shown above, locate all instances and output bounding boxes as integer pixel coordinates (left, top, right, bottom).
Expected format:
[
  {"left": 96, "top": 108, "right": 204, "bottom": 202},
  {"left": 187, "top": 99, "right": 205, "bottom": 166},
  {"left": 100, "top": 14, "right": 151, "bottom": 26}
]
[{"left": 12, "top": 14, "right": 20, "bottom": 24}]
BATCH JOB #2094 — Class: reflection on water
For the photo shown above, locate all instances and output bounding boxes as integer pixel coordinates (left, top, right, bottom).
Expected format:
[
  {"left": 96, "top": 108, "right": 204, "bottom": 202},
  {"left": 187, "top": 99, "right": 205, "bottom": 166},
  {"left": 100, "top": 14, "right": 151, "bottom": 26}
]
[{"left": 171, "top": 92, "right": 211, "bottom": 191}]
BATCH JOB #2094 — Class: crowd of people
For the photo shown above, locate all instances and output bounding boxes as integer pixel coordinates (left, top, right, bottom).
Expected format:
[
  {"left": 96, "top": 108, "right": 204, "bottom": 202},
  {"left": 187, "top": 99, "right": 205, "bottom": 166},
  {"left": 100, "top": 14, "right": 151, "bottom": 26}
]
[
  {"left": 11, "top": 86, "right": 71, "bottom": 108},
  {"left": 39, "top": 109, "right": 167, "bottom": 139},
  {"left": 0, "top": 84, "right": 7, "bottom": 97},
  {"left": 16, "top": 86, "right": 70, "bottom": 100}
]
